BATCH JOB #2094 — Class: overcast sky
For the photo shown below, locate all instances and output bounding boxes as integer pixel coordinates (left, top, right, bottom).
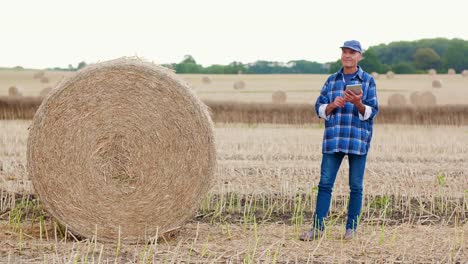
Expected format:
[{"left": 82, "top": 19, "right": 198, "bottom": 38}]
[{"left": 1, "top": 0, "right": 466, "bottom": 69}]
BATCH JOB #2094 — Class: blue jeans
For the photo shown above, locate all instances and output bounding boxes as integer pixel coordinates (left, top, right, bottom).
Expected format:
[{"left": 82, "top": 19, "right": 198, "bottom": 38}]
[{"left": 312, "top": 152, "right": 367, "bottom": 231}]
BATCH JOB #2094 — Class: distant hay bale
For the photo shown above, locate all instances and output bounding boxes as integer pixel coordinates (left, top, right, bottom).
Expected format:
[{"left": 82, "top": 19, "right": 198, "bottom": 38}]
[
  {"left": 447, "top": 68, "right": 456, "bottom": 75},
  {"left": 432, "top": 79, "right": 443, "bottom": 88},
  {"left": 272, "top": 90, "right": 287, "bottom": 104},
  {"left": 462, "top": 70, "right": 468, "bottom": 77},
  {"left": 387, "top": 93, "right": 406, "bottom": 106},
  {"left": 371, "top": 72, "right": 379, "bottom": 79},
  {"left": 428, "top": 69, "right": 437, "bottom": 75},
  {"left": 27, "top": 58, "right": 216, "bottom": 243},
  {"left": 40, "top": 77, "right": 50, "bottom": 83},
  {"left": 416, "top": 91, "right": 437, "bottom": 106},
  {"left": 39, "top": 87, "right": 52, "bottom": 97},
  {"left": 202, "top": 76, "right": 212, "bottom": 84},
  {"left": 386, "top": 71, "right": 395, "bottom": 79},
  {"left": 409, "top": 91, "right": 420, "bottom": 105},
  {"left": 233, "top": 80, "right": 246, "bottom": 89},
  {"left": 33, "top": 71, "right": 45, "bottom": 79},
  {"left": 8, "top": 86, "right": 23, "bottom": 96}
]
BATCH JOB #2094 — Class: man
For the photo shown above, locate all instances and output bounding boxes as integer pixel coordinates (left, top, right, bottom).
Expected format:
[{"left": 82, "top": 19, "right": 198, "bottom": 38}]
[{"left": 300, "top": 40, "right": 379, "bottom": 241}]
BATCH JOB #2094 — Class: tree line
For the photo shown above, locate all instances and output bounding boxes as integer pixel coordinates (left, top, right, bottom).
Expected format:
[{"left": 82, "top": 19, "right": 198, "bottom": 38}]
[{"left": 40, "top": 38, "right": 466, "bottom": 74}]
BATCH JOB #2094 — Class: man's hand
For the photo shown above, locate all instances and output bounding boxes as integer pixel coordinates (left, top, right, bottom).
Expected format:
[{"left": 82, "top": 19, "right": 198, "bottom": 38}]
[
  {"left": 332, "top": 96, "right": 346, "bottom": 108},
  {"left": 344, "top": 90, "right": 366, "bottom": 115},
  {"left": 325, "top": 96, "right": 346, "bottom": 116},
  {"left": 344, "top": 90, "right": 362, "bottom": 106}
]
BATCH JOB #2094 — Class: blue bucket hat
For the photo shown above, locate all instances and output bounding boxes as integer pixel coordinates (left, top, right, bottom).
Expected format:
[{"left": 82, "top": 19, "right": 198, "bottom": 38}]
[{"left": 340, "top": 40, "right": 362, "bottom": 53}]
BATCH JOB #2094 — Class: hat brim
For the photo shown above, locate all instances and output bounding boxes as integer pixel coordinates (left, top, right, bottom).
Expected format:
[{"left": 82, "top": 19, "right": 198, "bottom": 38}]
[{"left": 340, "top": 46, "right": 361, "bottom": 53}]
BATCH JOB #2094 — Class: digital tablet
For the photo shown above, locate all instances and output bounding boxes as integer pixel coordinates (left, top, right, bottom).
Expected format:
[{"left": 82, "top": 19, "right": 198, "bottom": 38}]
[{"left": 345, "top": 84, "right": 362, "bottom": 95}]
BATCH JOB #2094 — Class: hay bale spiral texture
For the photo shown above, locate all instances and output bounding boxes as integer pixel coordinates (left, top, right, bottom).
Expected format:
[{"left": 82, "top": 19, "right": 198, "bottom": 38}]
[
  {"left": 272, "top": 90, "right": 287, "bottom": 104},
  {"left": 27, "top": 58, "right": 216, "bottom": 243}
]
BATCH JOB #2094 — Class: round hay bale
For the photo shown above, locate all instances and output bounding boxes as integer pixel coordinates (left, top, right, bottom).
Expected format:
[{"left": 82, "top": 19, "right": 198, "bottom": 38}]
[
  {"left": 432, "top": 79, "right": 443, "bottom": 88},
  {"left": 371, "top": 72, "right": 379, "bottom": 79},
  {"left": 447, "top": 68, "right": 456, "bottom": 75},
  {"left": 27, "top": 58, "right": 216, "bottom": 243},
  {"left": 462, "top": 70, "right": 468, "bottom": 77},
  {"left": 387, "top": 93, "right": 406, "bottom": 106},
  {"left": 233, "top": 80, "right": 246, "bottom": 89},
  {"left": 40, "top": 77, "right": 50, "bottom": 83},
  {"left": 427, "top": 69, "right": 437, "bottom": 75},
  {"left": 8, "top": 86, "right": 23, "bottom": 96},
  {"left": 39, "top": 87, "right": 53, "bottom": 97},
  {"left": 272, "top": 90, "right": 287, "bottom": 104},
  {"left": 33, "top": 71, "right": 45, "bottom": 79},
  {"left": 409, "top": 91, "right": 420, "bottom": 105},
  {"left": 201, "top": 76, "right": 212, "bottom": 84},
  {"left": 386, "top": 71, "right": 395, "bottom": 79},
  {"left": 417, "top": 91, "right": 437, "bottom": 106}
]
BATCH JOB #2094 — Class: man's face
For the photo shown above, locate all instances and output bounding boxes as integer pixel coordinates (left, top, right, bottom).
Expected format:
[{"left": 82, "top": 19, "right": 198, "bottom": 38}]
[{"left": 341, "top": 48, "right": 362, "bottom": 69}]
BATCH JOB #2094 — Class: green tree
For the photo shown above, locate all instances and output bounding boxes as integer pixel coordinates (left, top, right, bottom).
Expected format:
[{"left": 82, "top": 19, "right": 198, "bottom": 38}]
[
  {"left": 175, "top": 55, "right": 202, "bottom": 73},
  {"left": 392, "top": 62, "right": 417, "bottom": 74},
  {"left": 359, "top": 49, "right": 385, "bottom": 73},
  {"left": 413, "top": 48, "right": 442, "bottom": 70},
  {"left": 328, "top": 59, "right": 341, "bottom": 73},
  {"left": 77, "top": 61, "right": 87, "bottom": 70},
  {"left": 442, "top": 40, "right": 468, "bottom": 72}
]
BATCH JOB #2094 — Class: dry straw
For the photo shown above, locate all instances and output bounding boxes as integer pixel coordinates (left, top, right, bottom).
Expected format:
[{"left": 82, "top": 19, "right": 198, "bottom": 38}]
[
  {"left": 8, "top": 86, "right": 23, "bottom": 96},
  {"left": 202, "top": 76, "right": 212, "bottom": 84},
  {"left": 462, "top": 70, "right": 468, "bottom": 77},
  {"left": 233, "top": 80, "right": 246, "bottom": 89},
  {"left": 447, "top": 68, "right": 456, "bottom": 75},
  {"left": 387, "top": 93, "right": 406, "bottom": 106},
  {"left": 371, "top": 72, "right": 379, "bottom": 79},
  {"left": 272, "top": 90, "right": 287, "bottom": 104},
  {"left": 27, "top": 58, "right": 216, "bottom": 243},
  {"left": 432, "top": 79, "right": 443, "bottom": 88}
]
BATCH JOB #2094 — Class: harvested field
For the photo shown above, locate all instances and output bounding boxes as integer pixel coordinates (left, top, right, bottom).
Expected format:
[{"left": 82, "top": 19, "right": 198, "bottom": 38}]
[
  {"left": 0, "top": 120, "right": 466, "bottom": 262},
  {"left": 0, "top": 70, "right": 467, "bottom": 262},
  {"left": 1, "top": 72, "right": 468, "bottom": 105}
]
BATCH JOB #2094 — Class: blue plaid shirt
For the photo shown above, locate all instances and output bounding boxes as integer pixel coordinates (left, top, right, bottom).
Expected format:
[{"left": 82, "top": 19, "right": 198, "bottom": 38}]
[{"left": 315, "top": 66, "right": 379, "bottom": 155}]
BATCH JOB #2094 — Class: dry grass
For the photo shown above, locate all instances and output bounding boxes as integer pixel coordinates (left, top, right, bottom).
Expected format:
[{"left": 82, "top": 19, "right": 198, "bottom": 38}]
[{"left": 2, "top": 97, "right": 468, "bottom": 125}]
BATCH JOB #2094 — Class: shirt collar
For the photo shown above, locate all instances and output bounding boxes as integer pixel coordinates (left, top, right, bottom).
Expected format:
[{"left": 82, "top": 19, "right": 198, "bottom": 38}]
[{"left": 338, "top": 66, "right": 364, "bottom": 81}]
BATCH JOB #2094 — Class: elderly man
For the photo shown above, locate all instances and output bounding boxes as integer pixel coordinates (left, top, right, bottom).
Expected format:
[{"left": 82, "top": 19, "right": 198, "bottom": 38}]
[{"left": 300, "top": 40, "right": 379, "bottom": 241}]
